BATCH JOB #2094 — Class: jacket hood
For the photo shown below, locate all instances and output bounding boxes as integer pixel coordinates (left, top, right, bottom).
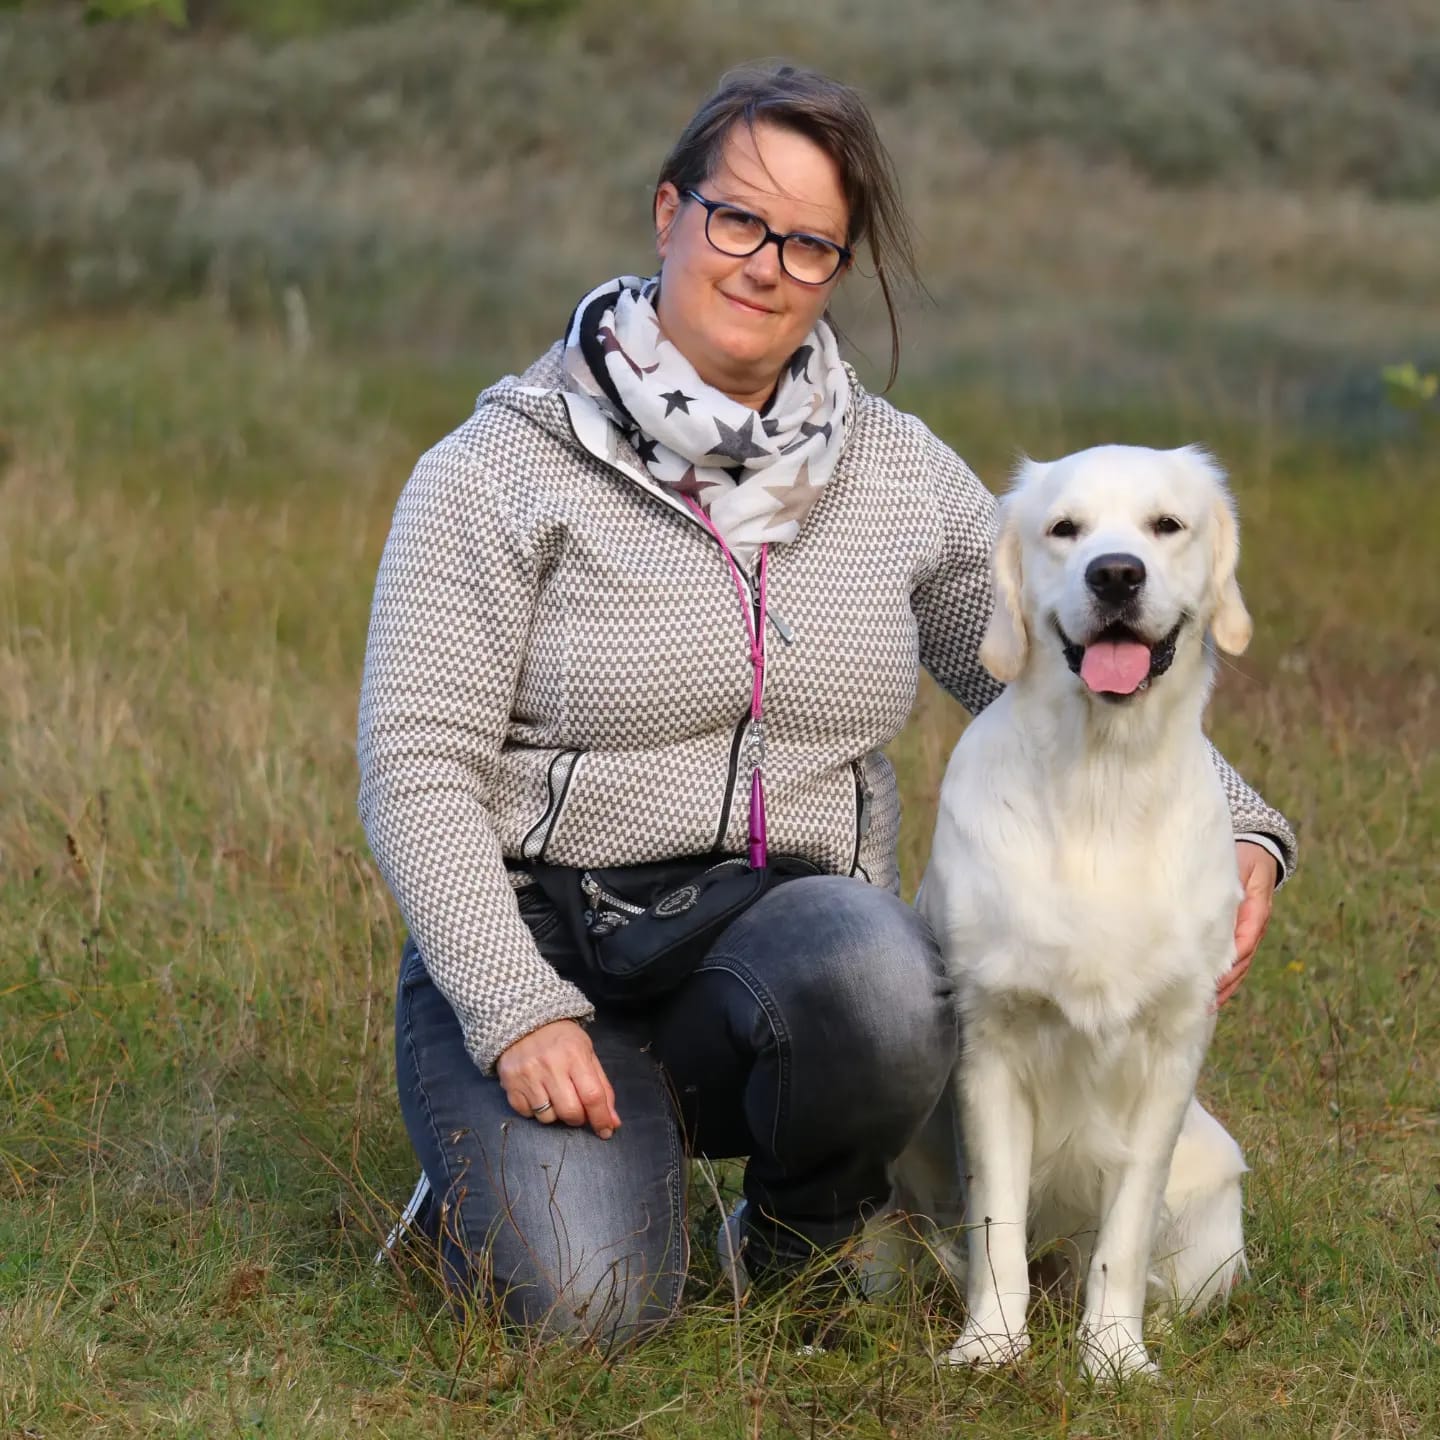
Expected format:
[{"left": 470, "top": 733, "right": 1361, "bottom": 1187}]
[
  {"left": 474, "top": 340, "right": 578, "bottom": 445},
  {"left": 476, "top": 339, "right": 704, "bottom": 527}
]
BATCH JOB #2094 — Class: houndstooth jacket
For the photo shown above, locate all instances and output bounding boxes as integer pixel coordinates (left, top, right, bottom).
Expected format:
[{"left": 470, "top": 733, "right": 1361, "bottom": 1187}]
[{"left": 356, "top": 343, "right": 1297, "bottom": 1074}]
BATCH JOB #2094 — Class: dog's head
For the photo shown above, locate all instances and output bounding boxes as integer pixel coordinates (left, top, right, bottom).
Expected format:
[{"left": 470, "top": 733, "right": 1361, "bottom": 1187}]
[{"left": 979, "top": 444, "right": 1251, "bottom": 702}]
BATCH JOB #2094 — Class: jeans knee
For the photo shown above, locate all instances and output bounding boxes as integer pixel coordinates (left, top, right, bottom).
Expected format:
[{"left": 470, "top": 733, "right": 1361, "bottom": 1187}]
[
  {"left": 499, "top": 1258, "right": 681, "bottom": 1349},
  {"left": 844, "top": 975, "right": 958, "bottom": 1120},
  {"left": 435, "top": 1173, "right": 684, "bottom": 1350},
  {"left": 789, "top": 880, "right": 955, "bottom": 1076},
  {"left": 710, "top": 876, "right": 958, "bottom": 1125}
]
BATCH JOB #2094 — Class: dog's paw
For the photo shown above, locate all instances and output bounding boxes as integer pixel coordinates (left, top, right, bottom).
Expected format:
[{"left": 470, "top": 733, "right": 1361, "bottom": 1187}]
[
  {"left": 1078, "top": 1322, "right": 1159, "bottom": 1384},
  {"left": 943, "top": 1322, "right": 1031, "bottom": 1368}
]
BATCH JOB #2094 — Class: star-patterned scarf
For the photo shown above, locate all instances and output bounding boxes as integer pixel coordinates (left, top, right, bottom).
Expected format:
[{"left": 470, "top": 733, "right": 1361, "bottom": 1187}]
[{"left": 562, "top": 275, "right": 851, "bottom": 567}]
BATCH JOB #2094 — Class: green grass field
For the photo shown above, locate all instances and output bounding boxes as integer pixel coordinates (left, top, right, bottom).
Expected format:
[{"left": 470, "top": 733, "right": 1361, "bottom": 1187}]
[{"left": 1, "top": 309, "right": 1436, "bottom": 1437}]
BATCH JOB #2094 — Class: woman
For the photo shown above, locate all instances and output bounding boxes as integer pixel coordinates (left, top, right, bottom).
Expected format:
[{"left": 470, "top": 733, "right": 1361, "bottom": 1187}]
[{"left": 358, "top": 63, "right": 1293, "bottom": 1348}]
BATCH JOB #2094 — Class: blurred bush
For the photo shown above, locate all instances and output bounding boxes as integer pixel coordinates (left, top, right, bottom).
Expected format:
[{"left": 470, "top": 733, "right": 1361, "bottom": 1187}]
[{"left": 2, "top": 0, "right": 1437, "bottom": 410}]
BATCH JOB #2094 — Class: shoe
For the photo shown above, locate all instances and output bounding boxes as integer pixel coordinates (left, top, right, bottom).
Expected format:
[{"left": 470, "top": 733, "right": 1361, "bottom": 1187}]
[
  {"left": 716, "top": 1199, "right": 868, "bottom": 1354},
  {"left": 373, "top": 1170, "right": 433, "bottom": 1266},
  {"left": 716, "top": 1198, "right": 751, "bottom": 1298}
]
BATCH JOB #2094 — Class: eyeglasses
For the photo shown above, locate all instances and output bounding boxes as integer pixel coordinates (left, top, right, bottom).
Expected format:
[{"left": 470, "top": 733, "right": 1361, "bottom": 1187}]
[{"left": 684, "top": 190, "right": 852, "bottom": 286}]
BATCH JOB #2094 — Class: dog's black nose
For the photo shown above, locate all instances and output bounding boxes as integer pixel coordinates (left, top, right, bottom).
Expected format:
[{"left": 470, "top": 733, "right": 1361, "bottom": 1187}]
[{"left": 1085, "top": 553, "right": 1146, "bottom": 605}]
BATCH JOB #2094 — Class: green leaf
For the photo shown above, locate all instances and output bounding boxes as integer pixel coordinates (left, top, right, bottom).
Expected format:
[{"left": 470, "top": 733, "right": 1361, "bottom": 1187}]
[{"left": 1381, "top": 362, "right": 1438, "bottom": 412}]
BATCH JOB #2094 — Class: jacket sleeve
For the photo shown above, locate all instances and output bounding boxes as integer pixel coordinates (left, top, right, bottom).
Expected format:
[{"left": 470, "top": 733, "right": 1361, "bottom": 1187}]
[
  {"left": 357, "top": 440, "right": 594, "bottom": 1074},
  {"left": 910, "top": 427, "right": 1005, "bottom": 718},
  {"left": 910, "top": 428, "right": 1298, "bottom": 879},
  {"left": 1207, "top": 744, "right": 1298, "bottom": 881}
]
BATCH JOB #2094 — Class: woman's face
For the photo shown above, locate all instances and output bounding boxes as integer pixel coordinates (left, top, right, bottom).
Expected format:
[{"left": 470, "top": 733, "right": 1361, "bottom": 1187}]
[{"left": 653, "top": 120, "right": 850, "bottom": 409}]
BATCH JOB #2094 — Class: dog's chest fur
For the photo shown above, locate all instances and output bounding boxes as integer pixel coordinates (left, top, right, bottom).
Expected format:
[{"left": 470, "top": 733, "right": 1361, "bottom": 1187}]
[
  {"left": 920, "top": 689, "right": 1241, "bottom": 1215},
  {"left": 922, "top": 692, "right": 1240, "bottom": 1035},
  {"left": 971, "top": 830, "right": 1230, "bottom": 1034}
]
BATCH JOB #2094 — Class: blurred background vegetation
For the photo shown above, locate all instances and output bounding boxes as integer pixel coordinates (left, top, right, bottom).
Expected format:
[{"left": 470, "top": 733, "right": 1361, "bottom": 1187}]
[{"left": 3, "top": 0, "right": 1438, "bottom": 428}]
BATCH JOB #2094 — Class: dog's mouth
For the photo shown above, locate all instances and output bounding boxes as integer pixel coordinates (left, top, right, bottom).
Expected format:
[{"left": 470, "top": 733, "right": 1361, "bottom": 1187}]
[{"left": 1053, "top": 617, "right": 1186, "bottom": 702}]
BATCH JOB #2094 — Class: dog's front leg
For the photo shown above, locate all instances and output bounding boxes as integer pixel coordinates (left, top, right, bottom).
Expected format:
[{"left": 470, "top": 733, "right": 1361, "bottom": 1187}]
[
  {"left": 1080, "top": 1049, "right": 1200, "bottom": 1381},
  {"left": 945, "top": 1042, "right": 1033, "bottom": 1367}
]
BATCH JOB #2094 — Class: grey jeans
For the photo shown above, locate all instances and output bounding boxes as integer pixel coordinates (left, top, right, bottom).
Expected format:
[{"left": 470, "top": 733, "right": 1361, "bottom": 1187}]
[{"left": 394, "top": 874, "right": 957, "bottom": 1347}]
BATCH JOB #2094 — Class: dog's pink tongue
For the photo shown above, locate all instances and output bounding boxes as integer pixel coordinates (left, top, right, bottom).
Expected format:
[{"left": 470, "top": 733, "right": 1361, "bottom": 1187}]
[{"left": 1080, "top": 639, "right": 1152, "bottom": 694}]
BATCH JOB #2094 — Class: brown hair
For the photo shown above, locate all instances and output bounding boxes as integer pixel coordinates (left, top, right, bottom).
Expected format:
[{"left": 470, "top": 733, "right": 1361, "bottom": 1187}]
[{"left": 655, "top": 62, "right": 919, "bottom": 390}]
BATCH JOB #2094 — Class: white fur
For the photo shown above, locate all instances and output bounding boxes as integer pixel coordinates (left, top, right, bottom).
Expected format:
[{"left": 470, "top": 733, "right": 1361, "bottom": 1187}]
[{"left": 895, "top": 444, "right": 1252, "bottom": 1381}]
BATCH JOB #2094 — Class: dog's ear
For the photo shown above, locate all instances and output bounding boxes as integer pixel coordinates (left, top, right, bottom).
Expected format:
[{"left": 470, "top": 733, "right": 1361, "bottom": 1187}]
[
  {"left": 1183, "top": 448, "right": 1252, "bottom": 655},
  {"left": 979, "top": 494, "right": 1029, "bottom": 681},
  {"left": 1209, "top": 490, "right": 1252, "bottom": 654}
]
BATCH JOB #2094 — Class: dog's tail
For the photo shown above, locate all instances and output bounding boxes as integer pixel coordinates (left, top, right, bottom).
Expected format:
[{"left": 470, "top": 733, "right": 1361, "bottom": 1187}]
[{"left": 1149, "top": 1100, "right": 1249, "bottom": 1317}]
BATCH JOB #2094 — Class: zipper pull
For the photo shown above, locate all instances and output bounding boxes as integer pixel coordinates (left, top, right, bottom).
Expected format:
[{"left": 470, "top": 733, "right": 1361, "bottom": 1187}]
[
  {"left": 741, "top": 568, "right": 793, "bottom": 644},
  {"left": 744, "top": 717, "right": 766, "bottom": 772},
  {"left": 748, "top": 768, "right": 768, "bottom": 870},
  {"left": 854, "top": 761, "right": 873, "bottom": 840}
]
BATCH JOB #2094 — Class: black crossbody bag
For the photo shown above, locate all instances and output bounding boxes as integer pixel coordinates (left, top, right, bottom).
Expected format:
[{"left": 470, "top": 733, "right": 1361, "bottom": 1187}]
[{"left": 527, "top": 853, "right": 819, "bottom": 1007}]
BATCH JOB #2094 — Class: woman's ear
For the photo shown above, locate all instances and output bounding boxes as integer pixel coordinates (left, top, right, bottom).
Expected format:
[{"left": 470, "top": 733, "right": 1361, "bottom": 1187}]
[
  {"left": 1208, "top": 482, "right": 1252, "bottom": 656},
  {"left": 979, "top": 498, "right": 1029, "bottom": 682},
  {"left": 654, "top": 183, "right": 681, "bottom": 259}
]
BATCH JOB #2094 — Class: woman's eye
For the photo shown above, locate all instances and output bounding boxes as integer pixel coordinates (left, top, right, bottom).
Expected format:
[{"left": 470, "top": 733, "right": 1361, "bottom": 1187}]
[
  {"left": 787, "top": 234, "right": 829, "bottom": 257},
  {"left": 714, "top": 208, "right": 763, "bottom": 239},
  {"left": 1153, "top": 515, "right": 1185, "bottom": 536},
  {"left": 1048, "top": 518, "right": 1079, "bottom": 539}
]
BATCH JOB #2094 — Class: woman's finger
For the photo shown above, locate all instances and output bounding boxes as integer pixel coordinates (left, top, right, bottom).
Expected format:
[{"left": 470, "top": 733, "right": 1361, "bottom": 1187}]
[
  {"left": 501, "top": 1078, "right": 555, "bottom": 1121},
  {"left": 1214, "top": 952, "right": 1251, "bottom": 1009},
  {"left": 535, "top": 1070, "right": 588, "bottom": 1128},
  {"left": 1232, "top": 842, "right": 1276, "bottom": 971},
  {"left": 574, "top": 1056, "right": 620, "bottom": 1138},
  {"left": 496, "top": 1023, "right": 620, "bottom": 1135}
]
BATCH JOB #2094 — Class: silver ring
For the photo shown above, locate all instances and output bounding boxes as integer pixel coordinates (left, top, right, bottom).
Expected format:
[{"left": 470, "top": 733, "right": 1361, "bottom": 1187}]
[{"left": 533, "top": 1100, "right": 553, "bottom": 1115}]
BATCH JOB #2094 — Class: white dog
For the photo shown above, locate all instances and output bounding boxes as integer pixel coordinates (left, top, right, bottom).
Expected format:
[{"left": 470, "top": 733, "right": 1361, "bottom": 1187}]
[{"left": 897, "top": 444, "right": 1254, "bottom": 1380}]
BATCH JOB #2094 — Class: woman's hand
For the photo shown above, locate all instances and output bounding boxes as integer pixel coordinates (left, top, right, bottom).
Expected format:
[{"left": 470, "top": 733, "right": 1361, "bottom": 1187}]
[
  {"left": 1215, "top": 841, "right": 1280, "bottom": 1008},
  {"left": 496, "top": 1019, "right": 622, "bottom": 1139}
]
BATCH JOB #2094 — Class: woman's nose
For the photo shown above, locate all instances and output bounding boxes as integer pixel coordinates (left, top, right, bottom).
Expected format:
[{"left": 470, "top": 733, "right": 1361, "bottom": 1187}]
[{"left": 741, "top": 240, "right": 782, "bottom": 284}]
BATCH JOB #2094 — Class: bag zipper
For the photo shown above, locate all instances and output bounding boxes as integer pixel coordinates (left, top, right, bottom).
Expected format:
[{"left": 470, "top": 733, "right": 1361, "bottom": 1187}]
[
  {"left": 704, "top": 857, "right": 746, "bottom": 874},
  {"left": 581, "top": 872, "right": 648, "bottom": 917},
  {"left": 582, "top": 855, "right": 749, "bottom": 932},
  {"left": 581, "top": 872, "right": 646, "bottom": 934}
]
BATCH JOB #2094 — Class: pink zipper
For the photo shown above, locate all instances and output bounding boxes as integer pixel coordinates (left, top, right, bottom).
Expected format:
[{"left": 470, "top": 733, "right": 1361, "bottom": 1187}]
[{"left": 681, "top": 497, "right": 769, "bottom": 869}]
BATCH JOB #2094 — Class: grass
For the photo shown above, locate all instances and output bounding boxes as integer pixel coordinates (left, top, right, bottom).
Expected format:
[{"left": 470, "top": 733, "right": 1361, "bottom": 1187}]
[{"left": 0, "top": 307, "right": 1436, "bottom": 1436}]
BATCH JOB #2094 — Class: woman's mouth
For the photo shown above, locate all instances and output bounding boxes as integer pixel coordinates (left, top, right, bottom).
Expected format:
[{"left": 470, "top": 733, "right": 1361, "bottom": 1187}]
[{"left": 720, "top": 291, "right": 773, "bottom": 317}]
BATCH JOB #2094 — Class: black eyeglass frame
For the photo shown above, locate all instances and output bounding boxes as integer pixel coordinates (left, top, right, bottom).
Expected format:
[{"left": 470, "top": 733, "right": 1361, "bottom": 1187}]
[{"left": 683, "top": 190, "right": 853, "bottom": 286}]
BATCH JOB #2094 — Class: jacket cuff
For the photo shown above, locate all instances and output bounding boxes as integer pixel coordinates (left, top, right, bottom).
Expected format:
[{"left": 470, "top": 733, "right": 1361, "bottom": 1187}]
[
  {"left": 468, "top": 989, "right": 597, "bottom": 1076},
  {"left": 1235, "top": 832, "right": 1286, "bottom": 889}
]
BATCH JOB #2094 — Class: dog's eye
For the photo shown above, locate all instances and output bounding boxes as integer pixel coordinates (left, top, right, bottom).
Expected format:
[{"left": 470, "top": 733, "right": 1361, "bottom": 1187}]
[
  {"left": 1048, "top": 518, "right": 1079, "bottom": 539},
  {"left": 1153, "top": 515, "right": 1185, "bottom": 536}
]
